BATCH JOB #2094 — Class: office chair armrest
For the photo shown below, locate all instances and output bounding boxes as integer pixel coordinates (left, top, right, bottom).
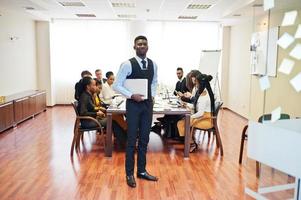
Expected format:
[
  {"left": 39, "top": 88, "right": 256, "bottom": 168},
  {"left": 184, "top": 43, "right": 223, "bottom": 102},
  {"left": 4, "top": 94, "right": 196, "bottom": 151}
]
[{"left": 77, "top": 116, "right": 102, "bottom": 128}]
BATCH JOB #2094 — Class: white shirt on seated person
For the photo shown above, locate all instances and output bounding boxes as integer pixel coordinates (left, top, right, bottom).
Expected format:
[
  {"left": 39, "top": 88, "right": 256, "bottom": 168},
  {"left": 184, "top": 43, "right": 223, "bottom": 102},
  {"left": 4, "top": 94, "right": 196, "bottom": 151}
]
[
  {"left": 102, "top": 82, "right": 115, "bottom": 105},
  {"left": 186, "top": 89, "right": 211, "bottom": 119}
]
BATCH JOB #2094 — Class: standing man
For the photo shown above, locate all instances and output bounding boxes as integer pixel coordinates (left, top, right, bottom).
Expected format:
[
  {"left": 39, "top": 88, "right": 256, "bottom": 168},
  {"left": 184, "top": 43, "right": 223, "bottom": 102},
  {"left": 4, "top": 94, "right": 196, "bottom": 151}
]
[
  {"left": 174, "top": 67, "right": 188, "bottom": 96},
  {"left": 113, "top": 35, "right": 158, "bottom": 188}
]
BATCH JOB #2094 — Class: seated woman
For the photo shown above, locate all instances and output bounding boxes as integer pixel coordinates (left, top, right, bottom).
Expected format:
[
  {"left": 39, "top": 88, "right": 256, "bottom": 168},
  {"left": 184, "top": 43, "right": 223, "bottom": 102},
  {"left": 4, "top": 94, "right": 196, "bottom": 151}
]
[
  {"left": 177, "top": 73, "right": 215, "bottom": 152},
  {"left": 177, "top": 70, "right": 201, "bottom": 104},
  {"left": 79, "top": 77, "right": 127, "bottom": 147},
  {"left": 94, "top": 78, "right": 128, "bottom": 132},
  {"left": 79, "top": 77, "right": 107, "bottom": 128}
]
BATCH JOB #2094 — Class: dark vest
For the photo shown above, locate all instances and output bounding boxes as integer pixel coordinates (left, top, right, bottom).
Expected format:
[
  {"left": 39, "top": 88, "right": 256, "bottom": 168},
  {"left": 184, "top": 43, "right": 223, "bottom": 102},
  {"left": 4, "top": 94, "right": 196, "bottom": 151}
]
[{"left": 127, "top": 57, "right": 154, "bottom": 100}]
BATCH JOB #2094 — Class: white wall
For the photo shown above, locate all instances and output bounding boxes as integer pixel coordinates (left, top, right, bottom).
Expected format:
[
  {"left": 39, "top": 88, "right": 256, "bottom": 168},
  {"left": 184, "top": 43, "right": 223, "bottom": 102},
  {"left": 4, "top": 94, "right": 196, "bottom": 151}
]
[
  {"left": 226, "top": 20, "right": 253, "bottom": 118},
  {"left": 224, "top": 10, "right": 301, "bottom": 119},
  {"left": 50, "top": 20, "right": 221, "bottom": 104},
  {"left": 0, "top": 10, "right": 37, "bottom": 96},
  {"left": 36, "top": 21, "right": 55, "bottom": 106}
]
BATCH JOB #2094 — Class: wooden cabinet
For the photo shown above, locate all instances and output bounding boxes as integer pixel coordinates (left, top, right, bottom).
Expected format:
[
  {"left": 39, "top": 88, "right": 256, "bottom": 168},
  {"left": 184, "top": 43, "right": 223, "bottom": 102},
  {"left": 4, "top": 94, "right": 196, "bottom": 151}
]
[
  {"left": 0, "top": 102, "right": 14, "bottom": 132},
  {"left": 0, "top": 90, "right": 46, "bottom": 133},
  {"left": 14, "top": 97, "right": 30, "bottom": 124}
]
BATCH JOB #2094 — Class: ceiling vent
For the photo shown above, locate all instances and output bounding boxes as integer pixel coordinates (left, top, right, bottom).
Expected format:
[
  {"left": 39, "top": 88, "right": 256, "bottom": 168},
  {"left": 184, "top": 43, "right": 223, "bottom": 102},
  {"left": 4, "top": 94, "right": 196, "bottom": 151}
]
[
  {"left": 178, "top": 15, "right": 198, "bottom": 19},
  {"left": 112, "top": 2, "right": 135, "bottom": 8},
  {"left": 76, "top": 14, "right": 96, "bottom": 17},
  {"left": 117, "top": 14, "right": 136, "bottom": 18},
  {"left": 59, "top": 2, "right": 85, "bottom": 7},
  {"left": 187, "top": 4, "right": 212, "bottom": 9},
  {"left": 24, "top": 7, "right": 35, "bottom": 10}
]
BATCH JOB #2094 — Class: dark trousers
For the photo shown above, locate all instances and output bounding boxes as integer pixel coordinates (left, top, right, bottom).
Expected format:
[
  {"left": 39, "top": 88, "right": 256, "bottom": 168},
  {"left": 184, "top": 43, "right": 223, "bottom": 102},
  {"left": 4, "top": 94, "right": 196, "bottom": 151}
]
[{"left": 125, "top": 99, "right": 153, "bottom": 176}]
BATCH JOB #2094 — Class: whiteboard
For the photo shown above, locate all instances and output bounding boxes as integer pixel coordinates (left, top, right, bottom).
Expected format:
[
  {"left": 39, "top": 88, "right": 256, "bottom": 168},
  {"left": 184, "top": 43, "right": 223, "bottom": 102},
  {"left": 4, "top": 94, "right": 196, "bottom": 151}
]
[{"left": 198, "top": 50, "right": 221, "bottom": 76}]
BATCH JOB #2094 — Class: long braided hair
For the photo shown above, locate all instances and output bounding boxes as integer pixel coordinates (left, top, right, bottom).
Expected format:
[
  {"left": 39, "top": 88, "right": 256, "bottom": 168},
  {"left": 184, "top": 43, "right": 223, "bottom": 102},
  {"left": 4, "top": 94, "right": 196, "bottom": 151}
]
[{"left": 193, "top": 74, "right": 215, "bottom": 114}]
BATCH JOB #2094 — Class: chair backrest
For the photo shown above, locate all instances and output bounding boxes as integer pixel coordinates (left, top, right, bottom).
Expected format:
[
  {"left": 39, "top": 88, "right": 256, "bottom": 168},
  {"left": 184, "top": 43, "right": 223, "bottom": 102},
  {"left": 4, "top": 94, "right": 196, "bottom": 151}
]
[
  {"left": 71, "top": 100, "right": 80, "bottom": 116},
  {"left": 213, "top": 101, "right": 223, "bottom": 117},
  {"left": 258, "top": 113, "right": 290, "bottom": 123}
]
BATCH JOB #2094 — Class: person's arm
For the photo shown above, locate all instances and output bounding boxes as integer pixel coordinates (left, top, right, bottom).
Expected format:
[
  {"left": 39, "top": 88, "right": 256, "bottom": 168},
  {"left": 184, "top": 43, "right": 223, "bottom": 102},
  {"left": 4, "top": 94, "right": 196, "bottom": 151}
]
[
  {"left": 151, "top": 62, "right": 158, "bottom": 98},
  {"left": 191, "top": 97, "right": 206, "bottom": 119},
  {"left": 79, "top": 94, "right": 97, "bottom": 118},
  {"left": 113, "top": 61, "right": 133, "bottom": 98}
]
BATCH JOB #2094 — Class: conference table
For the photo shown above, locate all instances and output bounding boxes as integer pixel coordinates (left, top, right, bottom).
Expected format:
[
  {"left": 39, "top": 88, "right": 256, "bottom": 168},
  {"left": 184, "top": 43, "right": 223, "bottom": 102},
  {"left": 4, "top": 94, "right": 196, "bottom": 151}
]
[{"left": 104, "top": 98, "right": 191, "bottom": 158}]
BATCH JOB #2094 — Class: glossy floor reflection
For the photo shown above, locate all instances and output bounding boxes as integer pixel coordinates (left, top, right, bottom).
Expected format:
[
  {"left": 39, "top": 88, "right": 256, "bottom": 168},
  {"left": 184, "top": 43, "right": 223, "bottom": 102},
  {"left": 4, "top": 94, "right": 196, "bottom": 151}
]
[{"left": 0, "top": 106, "right": 293, "bottom": 200}]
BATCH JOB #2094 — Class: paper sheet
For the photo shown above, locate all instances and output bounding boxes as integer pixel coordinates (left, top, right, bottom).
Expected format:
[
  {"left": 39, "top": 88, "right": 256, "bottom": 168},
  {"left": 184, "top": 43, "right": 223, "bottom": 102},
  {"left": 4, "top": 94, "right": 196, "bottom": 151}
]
[
  {"left": 264, "top": 0, "right": 274, "bottom": 11},
  {"left": 290, "top": 72, "right": 301, "bottom": 92},
  {"left": 271, "top": 107, "right": 281, "bottom": 123},
  {"left": 259, "top": 75, "right": 270, "bottom": 91},
  {"left": 289, "top": 43, "right": 301, "bottom": 60},
  {"left": 281, "top": 10, "right": 298, "bottom": 26},
  {"left": 295, "top": 24, "right": 301, "bottom": 38},
  {"left": 278, "top": 58, "right": 295, "bottom": 75},
  {"left": 277, "top": 33, "right": 295, "bottom": 49}
]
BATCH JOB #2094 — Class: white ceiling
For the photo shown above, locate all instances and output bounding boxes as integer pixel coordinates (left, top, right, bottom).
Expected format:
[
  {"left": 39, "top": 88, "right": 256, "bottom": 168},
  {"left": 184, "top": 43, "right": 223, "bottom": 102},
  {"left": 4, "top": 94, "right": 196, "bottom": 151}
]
[{"left": 0, "top": 0, "right": 300, "bottom": 24}]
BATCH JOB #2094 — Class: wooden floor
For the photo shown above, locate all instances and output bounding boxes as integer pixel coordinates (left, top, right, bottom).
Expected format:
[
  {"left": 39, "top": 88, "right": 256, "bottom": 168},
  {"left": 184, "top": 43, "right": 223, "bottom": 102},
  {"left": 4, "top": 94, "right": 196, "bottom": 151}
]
[{"left": 0, "top": 106, "right": 294, "bottom": 200}]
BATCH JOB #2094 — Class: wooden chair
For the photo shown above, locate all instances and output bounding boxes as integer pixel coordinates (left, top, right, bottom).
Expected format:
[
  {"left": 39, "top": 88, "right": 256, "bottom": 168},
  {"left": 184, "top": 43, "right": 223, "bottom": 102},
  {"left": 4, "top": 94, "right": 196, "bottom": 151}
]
[
  {"left": 70, "top": 100, "right": 104, "bottom": 157},
  {"left": 239, "top": 113, "right": 290, "bottom": 177},
  {"left": 191, "top": 101, "right": 224, "bottom": 156}
]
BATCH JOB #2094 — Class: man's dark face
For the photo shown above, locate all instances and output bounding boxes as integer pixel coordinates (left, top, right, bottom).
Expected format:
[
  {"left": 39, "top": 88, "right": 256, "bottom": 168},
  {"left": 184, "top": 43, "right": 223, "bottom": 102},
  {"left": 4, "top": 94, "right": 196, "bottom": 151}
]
[
  {"left": 134, "top": 39, "right": 148, "bottom": 57},
  {"left": 177, "top": 70, "right": 183, "bottom": 79}
]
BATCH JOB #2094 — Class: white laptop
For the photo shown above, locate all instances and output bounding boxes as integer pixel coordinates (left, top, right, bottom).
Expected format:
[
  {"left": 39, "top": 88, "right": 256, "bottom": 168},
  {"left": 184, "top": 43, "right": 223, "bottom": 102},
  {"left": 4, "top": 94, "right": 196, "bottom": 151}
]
[{"left": 124, "top": 79, "right": 148, "bottom": 99}]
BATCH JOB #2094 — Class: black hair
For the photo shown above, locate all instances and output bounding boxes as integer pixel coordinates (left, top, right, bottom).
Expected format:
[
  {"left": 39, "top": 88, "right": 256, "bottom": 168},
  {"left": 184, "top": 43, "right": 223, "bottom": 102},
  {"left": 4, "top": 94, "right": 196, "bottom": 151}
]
[
  {"left": 106, "top": 71, "right": 114, "bottom": 79},
  {"left": 194, "top": 74, "right": 215, "bottom": 114},
  {"left": 177, "top": 67, "right": 183, "bottom": 71},
  {"left": 82, "top": 76, "right": 93, "bottom": 91},
  {"left": 134, "top": 35, "right": 147, "bottom": 44},
  {"left": 93, "top": 78, "right": 102, "bottom": 86},
  {"left": 81, "top": 70, "right": 92, "bottom": 78}
]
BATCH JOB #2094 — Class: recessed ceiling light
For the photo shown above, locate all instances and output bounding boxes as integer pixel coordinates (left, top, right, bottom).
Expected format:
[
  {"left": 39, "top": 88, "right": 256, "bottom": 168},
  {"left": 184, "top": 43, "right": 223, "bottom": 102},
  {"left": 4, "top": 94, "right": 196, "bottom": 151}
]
[
  {"left": 76, "top": 14, "right": 96, "bottom": 17},
  {"left": 112, "top": 2, "right": 135, "bottom": 8},
  {"left": 59, "top": 2, "right": 85, "bottom": 7},
  {"left": 178, "top": 16, "right": 198, "bottom": 19},
  {"left": 187, "top": 4, "right": 212, "bottom": 9},
  {"left": 117, "top": 14, "right": 136, "bottom": 18},
  {"left": 233, "top": 14, "right": 241, "bottom": 17}
]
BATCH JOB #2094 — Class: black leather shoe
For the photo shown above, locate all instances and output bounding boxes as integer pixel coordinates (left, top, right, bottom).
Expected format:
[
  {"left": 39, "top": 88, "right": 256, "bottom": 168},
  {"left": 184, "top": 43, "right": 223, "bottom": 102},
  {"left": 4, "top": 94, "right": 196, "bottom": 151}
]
[
  {"left": 126, "top": 175, "right": 136, "bottom": 188},
  {"left": 137, "top": 171, "right": 158, "bottom": 181}
]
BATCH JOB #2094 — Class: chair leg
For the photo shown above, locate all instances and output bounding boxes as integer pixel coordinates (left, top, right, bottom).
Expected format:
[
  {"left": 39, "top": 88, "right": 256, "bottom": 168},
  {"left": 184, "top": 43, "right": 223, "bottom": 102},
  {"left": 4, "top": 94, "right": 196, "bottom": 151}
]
[
  {"left": 75, "top": 131, "right": 82, "bottom": 152},
  {"left": 239, "top": 125, "right": 248, "bottom": 164},
  {"left": 256, "top": 161, "right": 261, "bottom": 178},
  {"left": 71, "top": 120, "right": 79, "bottom": 157},
  {"left": 208, "top": 131, "right": 211, "bottom": 143},
  {"left": 214, "top": 124, "right": 223, "bottom": 156}
]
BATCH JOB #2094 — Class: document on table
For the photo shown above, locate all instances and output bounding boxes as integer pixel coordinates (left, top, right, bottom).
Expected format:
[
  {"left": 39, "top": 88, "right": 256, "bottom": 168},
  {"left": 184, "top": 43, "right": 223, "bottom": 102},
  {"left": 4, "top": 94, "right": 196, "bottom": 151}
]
[{"left": 124, "top": 79, "right": 148, "bottom": 99}]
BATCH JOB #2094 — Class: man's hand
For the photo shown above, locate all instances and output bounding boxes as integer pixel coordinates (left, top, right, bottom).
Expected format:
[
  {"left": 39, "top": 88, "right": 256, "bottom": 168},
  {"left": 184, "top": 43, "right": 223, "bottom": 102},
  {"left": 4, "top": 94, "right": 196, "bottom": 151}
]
[{"left": 131, "top": 94, "right": 144, "bottom": 102}]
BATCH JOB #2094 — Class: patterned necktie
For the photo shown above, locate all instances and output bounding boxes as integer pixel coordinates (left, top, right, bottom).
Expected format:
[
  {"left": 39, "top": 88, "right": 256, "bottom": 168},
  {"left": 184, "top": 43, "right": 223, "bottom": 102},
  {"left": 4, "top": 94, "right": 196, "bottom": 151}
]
[{"left": 141, "top": 59, "right": 146, "bottom": 69}]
